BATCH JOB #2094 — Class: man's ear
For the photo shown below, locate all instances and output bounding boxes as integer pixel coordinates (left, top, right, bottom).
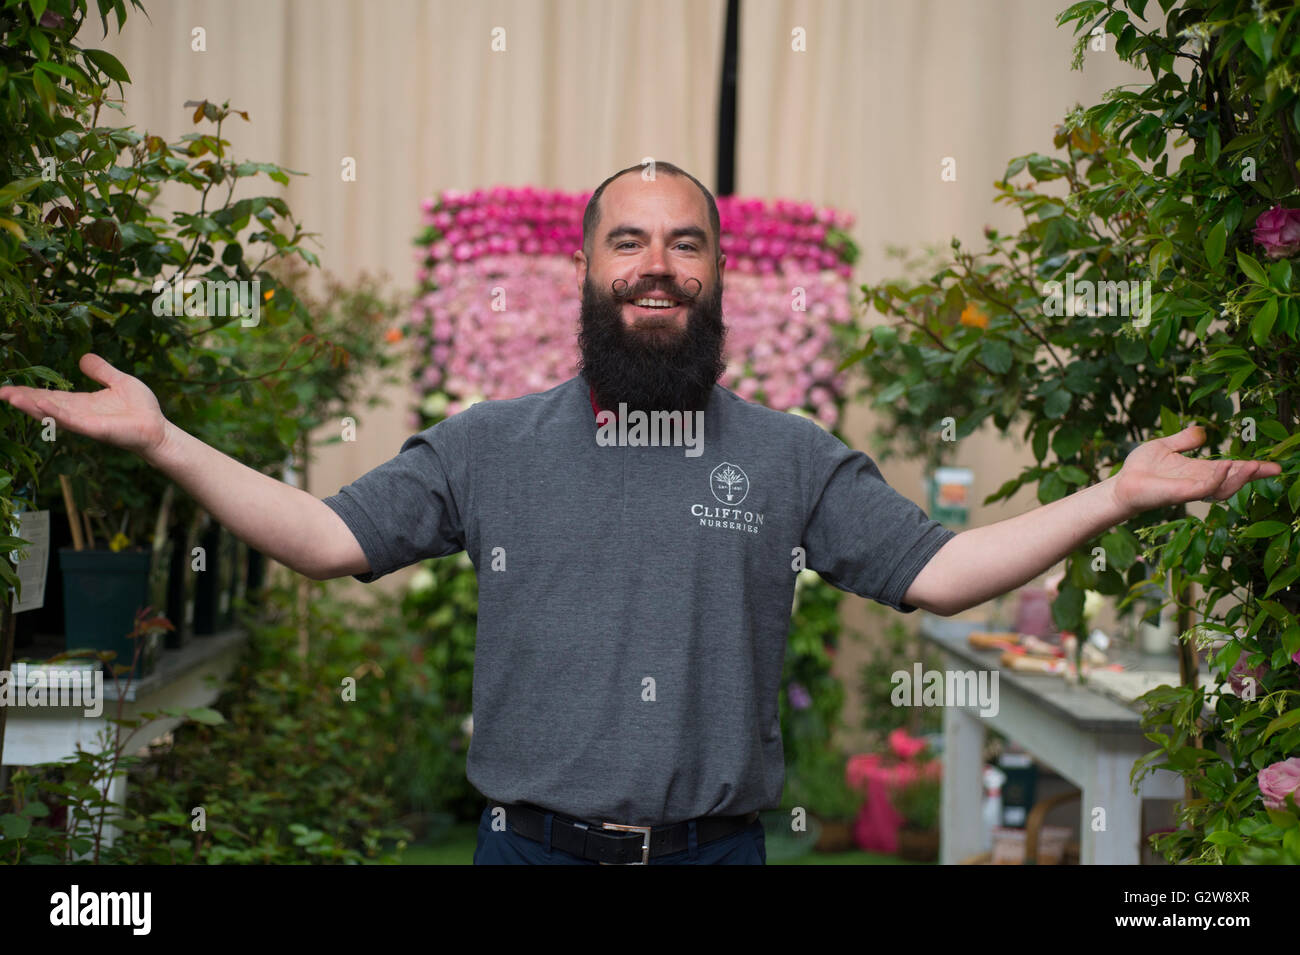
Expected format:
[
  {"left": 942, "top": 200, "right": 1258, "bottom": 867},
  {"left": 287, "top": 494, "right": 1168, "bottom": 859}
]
[
  {"left": 718, "top": 252, "right": 726, "bottom": 278},
  {"left": 573, "top": 249, "right": 587, "bottom": 296}
]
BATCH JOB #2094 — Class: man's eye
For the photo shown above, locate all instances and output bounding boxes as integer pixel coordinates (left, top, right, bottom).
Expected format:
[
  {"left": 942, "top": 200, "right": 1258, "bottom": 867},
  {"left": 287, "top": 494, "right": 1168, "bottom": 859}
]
[{"left": 614, "top": 241, "right": 697, "bottom": 251}]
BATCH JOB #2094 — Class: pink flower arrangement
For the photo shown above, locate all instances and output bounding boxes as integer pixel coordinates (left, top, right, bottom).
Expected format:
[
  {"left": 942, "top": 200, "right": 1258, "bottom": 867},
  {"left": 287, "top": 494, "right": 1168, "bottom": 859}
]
[
  {"left": 407, "top": 186, "right": 859, "bottom": 425},
  {"left": 1253, "top": 206, "right": 1300, "bottom": 260},
  {"left": 1259, "top": 757, "right": 1300, "bottom": 811},
  {"left": 888, "top": 728, "right": 929, "bottom": 762}
]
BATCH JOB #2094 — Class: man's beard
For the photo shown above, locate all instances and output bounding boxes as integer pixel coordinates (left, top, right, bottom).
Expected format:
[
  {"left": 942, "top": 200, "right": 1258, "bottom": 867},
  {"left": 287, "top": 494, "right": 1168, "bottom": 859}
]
[{"left": 577, "top": 272, "right": 727, "bottom": 414}]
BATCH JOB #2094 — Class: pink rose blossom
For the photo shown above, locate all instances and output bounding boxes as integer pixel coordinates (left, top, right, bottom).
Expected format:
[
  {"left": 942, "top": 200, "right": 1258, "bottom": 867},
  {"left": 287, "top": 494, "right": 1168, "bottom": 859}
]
[
  {"left": 1259, "top": 757, "right": 1300, "bottom": 811},
  {"left": 1228, "top": 654, "right": 1268, "bottom": 696},
  {"left": 1253, "top": 206, "right": 1300, "bottom": 260}
]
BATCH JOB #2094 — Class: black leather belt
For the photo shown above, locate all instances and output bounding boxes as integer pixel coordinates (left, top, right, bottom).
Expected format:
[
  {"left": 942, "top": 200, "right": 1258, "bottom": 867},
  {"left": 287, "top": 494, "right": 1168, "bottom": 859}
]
[{"left": 494, "top": 802, "right": 761, "bottom": 864}]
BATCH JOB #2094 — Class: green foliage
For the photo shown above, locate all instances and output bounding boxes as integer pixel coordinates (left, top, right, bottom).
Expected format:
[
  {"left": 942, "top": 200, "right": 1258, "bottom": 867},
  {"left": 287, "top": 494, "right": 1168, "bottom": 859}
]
[
  {"left": 858, "top": 611, "right": 943, "bottom": 749},
  {"left": 0, "top": 554, "right": 502, "bottom": 864},
  {"left": 1, "top": 573, "right": 461, "bottom": 864},
  {"left": 0, "top": 609, "right": 229, "bottom": 864},
  {"left": 781, "top": 744, "right": 863, "bottom": 823},
  {"left": 253, "top": 259, "right": 407, "bottom": 462},
  {"left": 778, "top": 570, "right": 848, "bottom": 757},
  {"left": 853, "top": 0, "right": 1300, "bottom": 862},
  {"left": 113, "top": 578, "right": 422, "bottom": 863},
  {"left": 393, "top": 552, "right": 482, "bottom": 821},
  {"left": 0, "top": 0, "right": 321, "bottom": 589},
  {"left": 165, "top": 258, "right": 408, "bottom": 532},
  {"left": 890, "top": 772, "right": 942, "bottom": 832},
  {"left": 772, "top": 569, "right": 862, "bottom": 822}
]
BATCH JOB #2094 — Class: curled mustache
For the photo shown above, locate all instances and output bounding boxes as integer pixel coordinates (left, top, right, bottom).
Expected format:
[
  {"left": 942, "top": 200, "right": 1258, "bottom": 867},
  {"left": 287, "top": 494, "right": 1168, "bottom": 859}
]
[{"left": 611, "top": 276, "right": 703, "bottom": 303}]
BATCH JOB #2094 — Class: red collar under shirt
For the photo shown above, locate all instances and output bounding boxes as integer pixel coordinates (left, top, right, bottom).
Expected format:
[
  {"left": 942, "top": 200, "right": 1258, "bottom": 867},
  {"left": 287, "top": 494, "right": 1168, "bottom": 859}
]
[{"left": 589, "top": 385, "right": 613, "bottom": 423}]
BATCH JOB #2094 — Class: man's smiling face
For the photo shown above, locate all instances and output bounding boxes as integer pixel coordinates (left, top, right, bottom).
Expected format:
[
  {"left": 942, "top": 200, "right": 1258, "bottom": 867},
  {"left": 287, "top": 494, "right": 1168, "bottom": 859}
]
[{"left": 574, "top": 171, "right": 728, "bottom": 413}]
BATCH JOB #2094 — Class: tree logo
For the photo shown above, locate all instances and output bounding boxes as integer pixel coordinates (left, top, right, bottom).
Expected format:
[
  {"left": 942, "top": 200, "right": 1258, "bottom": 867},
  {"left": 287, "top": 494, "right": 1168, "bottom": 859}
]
[{"left": 710, "top": 462, "right": 750, "bottom": 505}]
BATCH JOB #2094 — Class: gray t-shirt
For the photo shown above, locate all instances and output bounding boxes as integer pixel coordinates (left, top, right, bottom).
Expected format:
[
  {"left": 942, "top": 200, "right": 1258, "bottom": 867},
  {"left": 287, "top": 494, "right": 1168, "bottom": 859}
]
[{"left": 322, "top": 374, "right": 955, "bottom": 825}]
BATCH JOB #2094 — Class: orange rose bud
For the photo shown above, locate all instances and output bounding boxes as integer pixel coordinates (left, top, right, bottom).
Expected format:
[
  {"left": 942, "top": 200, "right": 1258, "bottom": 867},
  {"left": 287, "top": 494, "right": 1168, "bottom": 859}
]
[
  {"left": 385, "top": 328, "right": 403, "bottom": 343},
  {"left": 960, "top": 303, "right": 988, "bottom": 328}
]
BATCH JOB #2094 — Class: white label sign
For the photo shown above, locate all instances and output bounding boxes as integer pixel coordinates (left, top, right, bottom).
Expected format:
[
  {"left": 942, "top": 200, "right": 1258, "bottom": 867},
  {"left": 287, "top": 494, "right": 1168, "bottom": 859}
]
[{"left": 10, "top": 509, "right": 50, "bottom": 613}]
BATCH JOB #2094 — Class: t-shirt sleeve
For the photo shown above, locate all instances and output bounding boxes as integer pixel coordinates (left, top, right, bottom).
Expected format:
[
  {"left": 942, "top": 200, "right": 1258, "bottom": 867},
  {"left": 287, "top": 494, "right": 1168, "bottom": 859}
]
[
  {"left": 320, "top": 409, "right": 474, "bottom": 583},
  {"left": 800, "top": 422, "right": 955, "bottom": 613}
]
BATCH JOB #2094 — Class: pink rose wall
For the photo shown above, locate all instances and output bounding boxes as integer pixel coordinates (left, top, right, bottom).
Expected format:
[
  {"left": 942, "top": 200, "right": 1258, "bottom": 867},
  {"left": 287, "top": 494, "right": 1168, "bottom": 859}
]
[{"left": 404, "top": 187, "right": 859, "bottom": 427}]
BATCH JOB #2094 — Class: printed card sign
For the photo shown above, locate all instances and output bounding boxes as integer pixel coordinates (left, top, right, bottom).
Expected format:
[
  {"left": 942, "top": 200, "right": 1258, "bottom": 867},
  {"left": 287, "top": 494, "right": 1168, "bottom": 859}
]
[
  {"left": 9, "top": 509, "right": 50, "bottom": 613},
  {"left": 927, "top": 467, "right": 972, "bottom": 527}
]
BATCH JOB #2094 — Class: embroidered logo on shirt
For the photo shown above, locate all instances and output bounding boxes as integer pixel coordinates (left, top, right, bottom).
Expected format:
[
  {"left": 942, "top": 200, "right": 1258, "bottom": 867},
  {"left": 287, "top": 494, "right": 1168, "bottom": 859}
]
[
  {"left": 710, "top": 462, "right": 749, "bottom": 505},
  {"left": 692, "top": 463, "right": 764, "bottom": 535}
]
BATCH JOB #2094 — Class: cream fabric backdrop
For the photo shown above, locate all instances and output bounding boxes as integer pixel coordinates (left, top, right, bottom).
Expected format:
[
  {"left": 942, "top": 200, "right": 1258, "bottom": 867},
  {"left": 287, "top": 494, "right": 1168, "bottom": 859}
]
[{"left": 99, "top": 1, "right": 1149, "bottom": 745}]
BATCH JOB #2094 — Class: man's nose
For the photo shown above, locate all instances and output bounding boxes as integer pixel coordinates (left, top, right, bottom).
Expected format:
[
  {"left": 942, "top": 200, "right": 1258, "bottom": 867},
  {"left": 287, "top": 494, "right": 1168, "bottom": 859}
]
[{"left": 640, "top": 240, "right": 671, "bottom": 275}]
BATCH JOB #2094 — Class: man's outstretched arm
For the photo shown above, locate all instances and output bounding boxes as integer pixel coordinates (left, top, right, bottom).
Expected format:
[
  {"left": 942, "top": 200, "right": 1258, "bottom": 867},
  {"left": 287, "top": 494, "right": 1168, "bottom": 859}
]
[
  {"left": 903, "top": 425, "right": 1283, "bottom": 617},
  {"left": 0, "top": 352, "right": 370, "bottom": 582}
]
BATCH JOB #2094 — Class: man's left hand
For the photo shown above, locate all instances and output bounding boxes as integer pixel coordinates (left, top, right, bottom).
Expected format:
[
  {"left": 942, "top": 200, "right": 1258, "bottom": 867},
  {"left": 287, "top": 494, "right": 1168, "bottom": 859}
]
[{"left": 1111, "top": 424, "right": 1284, "bottom": 518}]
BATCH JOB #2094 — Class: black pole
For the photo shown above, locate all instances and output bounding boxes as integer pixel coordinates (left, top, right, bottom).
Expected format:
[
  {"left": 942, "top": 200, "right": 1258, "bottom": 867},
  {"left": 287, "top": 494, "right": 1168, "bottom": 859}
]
[{"left": 716, "top": 0, "right": 740, "bottom": 197}]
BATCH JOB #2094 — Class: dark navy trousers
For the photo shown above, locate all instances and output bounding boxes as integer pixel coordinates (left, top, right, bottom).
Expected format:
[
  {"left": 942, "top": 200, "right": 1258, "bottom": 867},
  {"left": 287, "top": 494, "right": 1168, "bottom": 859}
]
[{"left": 473, "top": 805, "right": 767, "bottom": 865}]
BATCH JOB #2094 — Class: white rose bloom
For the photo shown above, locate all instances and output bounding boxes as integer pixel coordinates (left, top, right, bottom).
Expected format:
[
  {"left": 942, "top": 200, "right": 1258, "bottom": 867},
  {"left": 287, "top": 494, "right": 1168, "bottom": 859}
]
[
  {"left": 1082, "top": 589, "right": 1104, "bottom": 622},
  {"left": 420, "top": 390, "right": 449, "bottom": 417},
  {"left": 408, "top": 567, "right": 436, "bottom": 594}
]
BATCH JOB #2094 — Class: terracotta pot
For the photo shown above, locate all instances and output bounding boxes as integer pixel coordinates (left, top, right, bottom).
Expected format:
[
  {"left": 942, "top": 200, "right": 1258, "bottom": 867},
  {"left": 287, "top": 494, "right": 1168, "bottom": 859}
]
[{"left": 897, "top": 827, "right": 939, "bottom": 862}]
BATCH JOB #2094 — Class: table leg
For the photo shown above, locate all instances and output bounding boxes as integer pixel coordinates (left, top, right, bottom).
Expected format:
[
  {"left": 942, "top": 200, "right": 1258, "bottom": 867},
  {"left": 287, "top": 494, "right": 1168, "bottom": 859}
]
[
  {"left": 103, "top": 770, "right": 128, "bottom": 849},
  {"left": 941, "top": 704, "right": 986, "bottom": 864},
  {"left": 1081, "top": 747, "right": 1143, "bottom": 864}
]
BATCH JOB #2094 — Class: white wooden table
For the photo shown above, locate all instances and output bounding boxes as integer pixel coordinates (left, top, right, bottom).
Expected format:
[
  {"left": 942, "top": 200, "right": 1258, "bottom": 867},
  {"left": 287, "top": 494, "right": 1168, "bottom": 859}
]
[
  {"left": 3, "top": 628, "right": 247, "bottom": 846},
  {"left": 919, "top": 616, "right": 1186, "bottom": 865}
]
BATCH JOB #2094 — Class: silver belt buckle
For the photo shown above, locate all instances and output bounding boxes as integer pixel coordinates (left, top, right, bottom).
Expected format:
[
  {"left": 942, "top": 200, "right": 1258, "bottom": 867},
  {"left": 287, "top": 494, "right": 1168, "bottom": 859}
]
[{"left": 599, "top": 822, "right": 652, "bottom": 864}]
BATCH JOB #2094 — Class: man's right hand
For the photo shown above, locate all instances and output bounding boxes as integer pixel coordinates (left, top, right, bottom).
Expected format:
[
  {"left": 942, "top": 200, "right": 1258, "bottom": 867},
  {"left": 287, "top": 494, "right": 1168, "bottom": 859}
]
[{"left": 0, "top": 352, "right": 169, "bottom": 458}]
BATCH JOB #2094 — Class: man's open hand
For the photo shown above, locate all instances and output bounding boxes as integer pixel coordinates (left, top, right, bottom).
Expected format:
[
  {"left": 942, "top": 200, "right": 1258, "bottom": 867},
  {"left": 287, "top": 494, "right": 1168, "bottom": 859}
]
[
  {"left": 0, "top": 352, "right": 168, "bottom": 458},
  {"left": 1111, "top": 424, "right": 1283, "bottom": 517}
]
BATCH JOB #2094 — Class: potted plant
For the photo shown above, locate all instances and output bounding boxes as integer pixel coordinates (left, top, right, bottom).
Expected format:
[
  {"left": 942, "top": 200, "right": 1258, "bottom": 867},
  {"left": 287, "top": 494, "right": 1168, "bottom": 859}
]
[
  {"left": 891, "top": 774, "right": 942, "bottom": 862},
  {"left": 54, "top": 461, "right": 177, "bottom": 678},
  {"left": 784, "top": 745, "right": 863, "bottom": 852}
]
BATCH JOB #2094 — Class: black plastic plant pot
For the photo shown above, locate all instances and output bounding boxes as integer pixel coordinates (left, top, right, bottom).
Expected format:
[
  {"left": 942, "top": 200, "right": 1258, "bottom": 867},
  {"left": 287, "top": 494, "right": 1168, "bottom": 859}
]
[
  {"left": 191, "top": 520, "right": 221, "bottom": 635},
  {"left": 192, "top": 521, "right": 237, "bottom": 634},
  {"left": 164, "top": 521, "right": 194, "bottom": 649},
  {"left": 245, "top": 547, "right": 267, "bottom": 606},
  {"left": 149, "top": 535, "right": 174, "bottom": 639},
  {"left": 58, "top": 546, "right": 163, "bottom": 681},
  {"left": 226, "top": 537, "right": 248, "bottom": 622},
  {"left": 12, "top": 599, "right": 36, "bottom": 649},
  {"left": 215, "top": 527, "right": 238, "bottom": 631}
]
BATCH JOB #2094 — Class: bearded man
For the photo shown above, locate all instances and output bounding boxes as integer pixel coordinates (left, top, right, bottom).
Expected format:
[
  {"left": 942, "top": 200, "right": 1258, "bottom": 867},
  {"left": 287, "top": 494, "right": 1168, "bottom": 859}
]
[{"left": 0, "top": 162, "right": 1279, "bottom": 865}]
